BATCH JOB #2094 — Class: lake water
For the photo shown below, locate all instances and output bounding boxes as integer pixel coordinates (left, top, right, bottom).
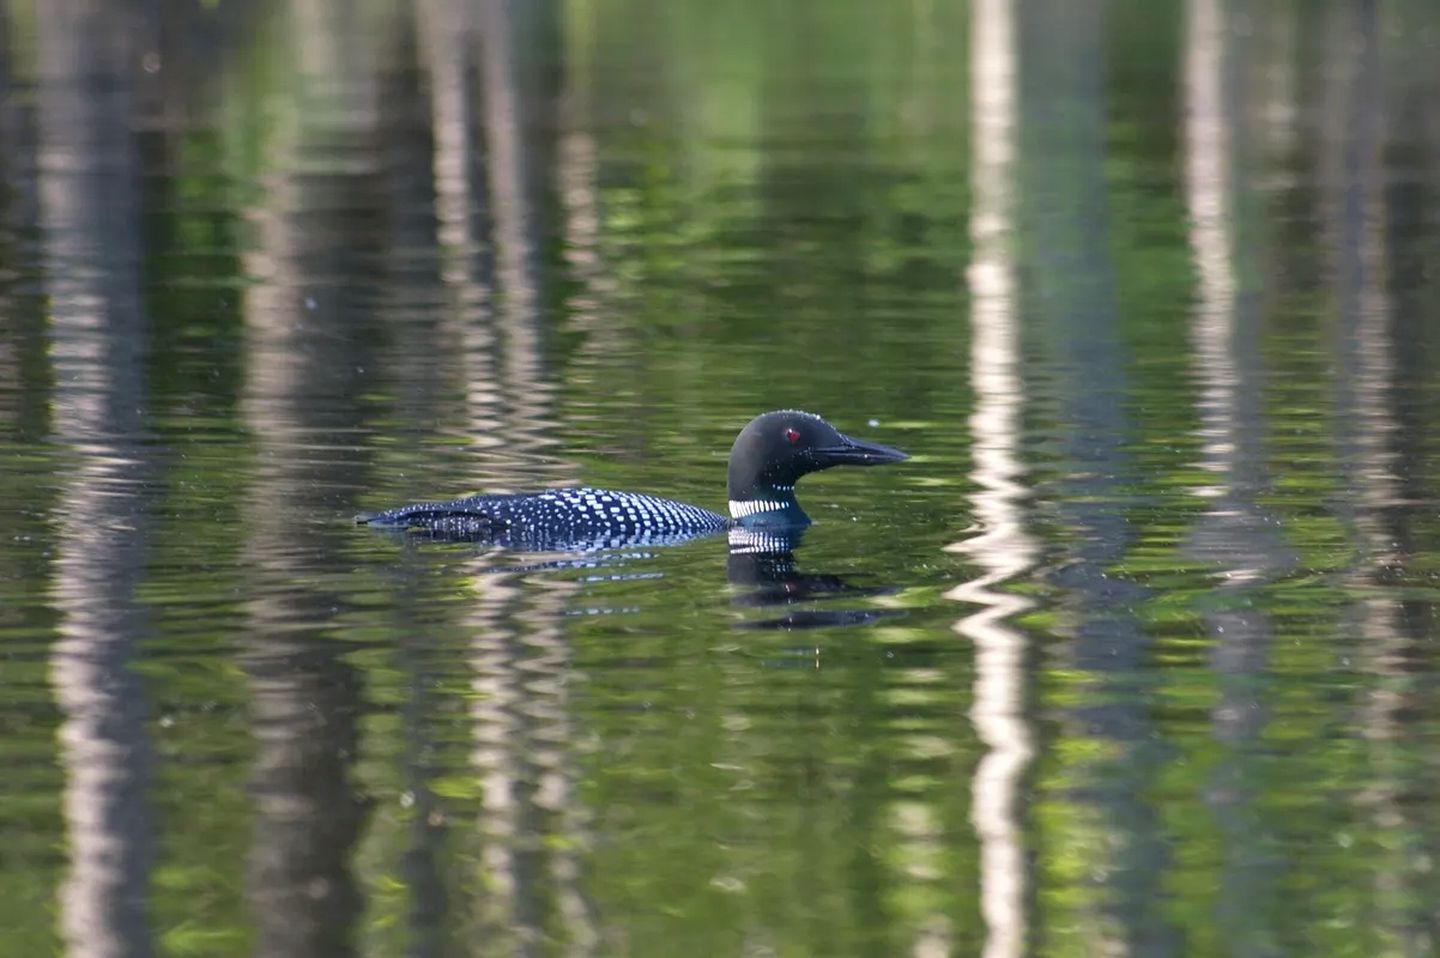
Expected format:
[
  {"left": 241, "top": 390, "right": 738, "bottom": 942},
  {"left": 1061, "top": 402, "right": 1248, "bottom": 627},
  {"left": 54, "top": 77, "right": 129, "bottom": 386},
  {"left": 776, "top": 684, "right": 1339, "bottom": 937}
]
[{"left": 3, "top": 1, "right": 1440, "bottom": 955}]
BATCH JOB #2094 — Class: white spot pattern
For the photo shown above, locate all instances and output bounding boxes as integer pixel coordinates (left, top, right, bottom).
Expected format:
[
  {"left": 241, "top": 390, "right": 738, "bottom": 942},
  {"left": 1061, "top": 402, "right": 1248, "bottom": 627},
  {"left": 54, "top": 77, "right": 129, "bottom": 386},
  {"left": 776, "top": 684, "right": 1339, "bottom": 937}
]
[{"left": 367, "top": 486, "right": 730, "bottom": 550}]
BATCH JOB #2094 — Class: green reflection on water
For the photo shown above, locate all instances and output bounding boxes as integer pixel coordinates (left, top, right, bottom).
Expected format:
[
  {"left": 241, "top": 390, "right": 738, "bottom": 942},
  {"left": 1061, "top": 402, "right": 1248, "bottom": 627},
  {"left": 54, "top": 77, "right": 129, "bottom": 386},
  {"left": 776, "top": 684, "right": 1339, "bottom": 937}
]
[{"left": 2, "top": 0, "right": 1440, "bottom": 955}]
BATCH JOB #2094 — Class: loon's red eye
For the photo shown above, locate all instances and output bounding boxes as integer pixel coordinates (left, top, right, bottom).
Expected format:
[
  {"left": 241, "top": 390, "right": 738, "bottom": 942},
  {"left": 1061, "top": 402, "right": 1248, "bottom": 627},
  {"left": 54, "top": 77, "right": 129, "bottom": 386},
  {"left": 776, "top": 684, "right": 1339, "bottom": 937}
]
[{"left": 784, "top": 428, "right": 801, "bottom": 443}]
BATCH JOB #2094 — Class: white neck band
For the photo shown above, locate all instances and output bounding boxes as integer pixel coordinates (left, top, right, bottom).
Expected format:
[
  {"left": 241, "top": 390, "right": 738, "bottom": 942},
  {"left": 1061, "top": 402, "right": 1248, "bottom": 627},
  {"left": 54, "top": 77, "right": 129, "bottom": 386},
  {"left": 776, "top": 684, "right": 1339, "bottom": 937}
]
[{"left": 728, "top": 499, "right": 791, "bottom": 519}]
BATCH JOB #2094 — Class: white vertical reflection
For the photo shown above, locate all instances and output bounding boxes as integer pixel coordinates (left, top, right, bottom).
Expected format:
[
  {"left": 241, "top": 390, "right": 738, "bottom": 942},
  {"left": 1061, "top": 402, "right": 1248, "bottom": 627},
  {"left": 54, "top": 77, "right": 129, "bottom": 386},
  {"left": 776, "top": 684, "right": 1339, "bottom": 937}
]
[
  {"left": 39, "top": 4, "right": 156, "bottom": 954},
  {"left": 1324, "top": 6, "right": 1410, "bottom": 940},
  {"left": 421, "top": 0, "right": 564, "bottom": 471},
  {"left": 478, "top": 0, "right": 556, "bottom": 446},
  {"left": 947, "top": 2, "right": 1033, "bottom": 956},
  {"left": 462, "top": 568, "right": 599, "bottom": 955},
  {"left": 447, "top": 4, "right": 594, "bottom": 949},
  {"left": 1184, "top": 0, "right": 1237, "bottom": 506},
  {"left": 418, "top": 0, "right": 505, "bottom": 440}
]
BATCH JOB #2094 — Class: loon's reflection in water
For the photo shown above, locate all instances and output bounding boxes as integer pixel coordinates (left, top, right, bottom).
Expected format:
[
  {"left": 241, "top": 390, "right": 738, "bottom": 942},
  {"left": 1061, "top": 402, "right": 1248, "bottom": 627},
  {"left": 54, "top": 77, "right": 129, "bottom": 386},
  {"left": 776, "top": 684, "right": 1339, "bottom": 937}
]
[
  {"left": 726, "top": 528, "right": 903, "bottom": 631},
  {"left": 363, "top": 524, "right": 902, "bottom": 630}
]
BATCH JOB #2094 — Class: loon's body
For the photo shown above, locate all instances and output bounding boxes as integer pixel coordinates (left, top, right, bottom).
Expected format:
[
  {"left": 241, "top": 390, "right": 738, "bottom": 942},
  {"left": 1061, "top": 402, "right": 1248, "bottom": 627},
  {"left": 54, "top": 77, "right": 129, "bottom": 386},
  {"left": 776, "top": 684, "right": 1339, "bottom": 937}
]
[
  {"left": 357, "top": 410, "right": 907, "bottom": 550},
  {"left": 361, "top": 487, "right": 730, "bottom": 551}
]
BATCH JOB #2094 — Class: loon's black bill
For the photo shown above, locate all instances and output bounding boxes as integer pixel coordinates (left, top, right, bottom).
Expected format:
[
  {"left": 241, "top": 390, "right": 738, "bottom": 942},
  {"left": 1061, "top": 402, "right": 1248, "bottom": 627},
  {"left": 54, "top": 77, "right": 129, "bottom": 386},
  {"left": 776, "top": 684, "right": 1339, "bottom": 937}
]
[{"left": 818, "top": 434, "right": 909, "bottom": 466}]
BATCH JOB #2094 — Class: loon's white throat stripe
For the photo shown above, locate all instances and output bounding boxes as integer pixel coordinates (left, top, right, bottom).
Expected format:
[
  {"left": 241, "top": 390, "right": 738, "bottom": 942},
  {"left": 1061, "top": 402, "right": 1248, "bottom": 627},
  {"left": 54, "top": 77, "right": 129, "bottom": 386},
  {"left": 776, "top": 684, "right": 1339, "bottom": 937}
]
[{"left": 729, "top": 499, "right": 791, "bottom": 519}]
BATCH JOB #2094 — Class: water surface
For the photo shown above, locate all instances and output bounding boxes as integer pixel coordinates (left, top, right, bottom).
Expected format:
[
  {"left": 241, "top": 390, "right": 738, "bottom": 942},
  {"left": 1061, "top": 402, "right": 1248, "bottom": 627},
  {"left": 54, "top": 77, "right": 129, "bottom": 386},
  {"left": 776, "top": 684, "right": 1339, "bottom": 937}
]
[{"left": 3, "top": 1, "right": 1440, "bottom": 955}]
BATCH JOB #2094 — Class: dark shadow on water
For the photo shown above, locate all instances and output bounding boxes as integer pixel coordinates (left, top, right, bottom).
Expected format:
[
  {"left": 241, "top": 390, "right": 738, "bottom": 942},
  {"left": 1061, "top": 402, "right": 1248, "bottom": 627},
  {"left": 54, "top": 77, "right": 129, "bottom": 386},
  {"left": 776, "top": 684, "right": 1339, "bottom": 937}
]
[
  {"left": 726, "top": 529, "right": 905, "bottom": 631},
  {"left": 360, "top": 523, "right": 904, "bottom": 631}
]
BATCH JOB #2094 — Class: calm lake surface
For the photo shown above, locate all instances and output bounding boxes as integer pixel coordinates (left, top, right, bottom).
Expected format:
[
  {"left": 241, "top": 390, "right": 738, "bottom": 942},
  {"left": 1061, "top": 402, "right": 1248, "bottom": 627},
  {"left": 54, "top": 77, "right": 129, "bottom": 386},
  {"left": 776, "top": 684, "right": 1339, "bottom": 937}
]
[{"left": 3, "top": 1, "right": 1440, "bottom": 955}]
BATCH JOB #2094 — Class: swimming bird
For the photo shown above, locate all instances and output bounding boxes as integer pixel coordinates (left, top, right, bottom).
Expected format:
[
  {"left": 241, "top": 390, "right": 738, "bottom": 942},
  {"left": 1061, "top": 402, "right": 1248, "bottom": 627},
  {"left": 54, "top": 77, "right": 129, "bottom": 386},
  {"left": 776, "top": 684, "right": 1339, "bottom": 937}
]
[{"left": 356, "top": 409, "right": 907, "bottom": 550}]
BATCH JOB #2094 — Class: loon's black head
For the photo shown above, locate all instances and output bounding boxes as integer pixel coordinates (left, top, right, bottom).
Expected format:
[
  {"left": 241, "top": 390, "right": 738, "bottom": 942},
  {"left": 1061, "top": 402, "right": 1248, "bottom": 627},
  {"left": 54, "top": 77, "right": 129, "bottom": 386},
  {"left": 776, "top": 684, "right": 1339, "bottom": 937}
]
[{"left": 726, "top": 410, "right": 908, "bottom": 526}]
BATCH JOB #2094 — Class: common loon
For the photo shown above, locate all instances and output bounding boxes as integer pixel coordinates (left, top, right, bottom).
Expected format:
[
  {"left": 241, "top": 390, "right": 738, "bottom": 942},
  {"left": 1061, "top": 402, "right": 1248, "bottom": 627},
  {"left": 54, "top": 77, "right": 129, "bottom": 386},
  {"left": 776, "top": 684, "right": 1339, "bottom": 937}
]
[{"left": 356, "top": 410, "right": 907, "bottom": 549}]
